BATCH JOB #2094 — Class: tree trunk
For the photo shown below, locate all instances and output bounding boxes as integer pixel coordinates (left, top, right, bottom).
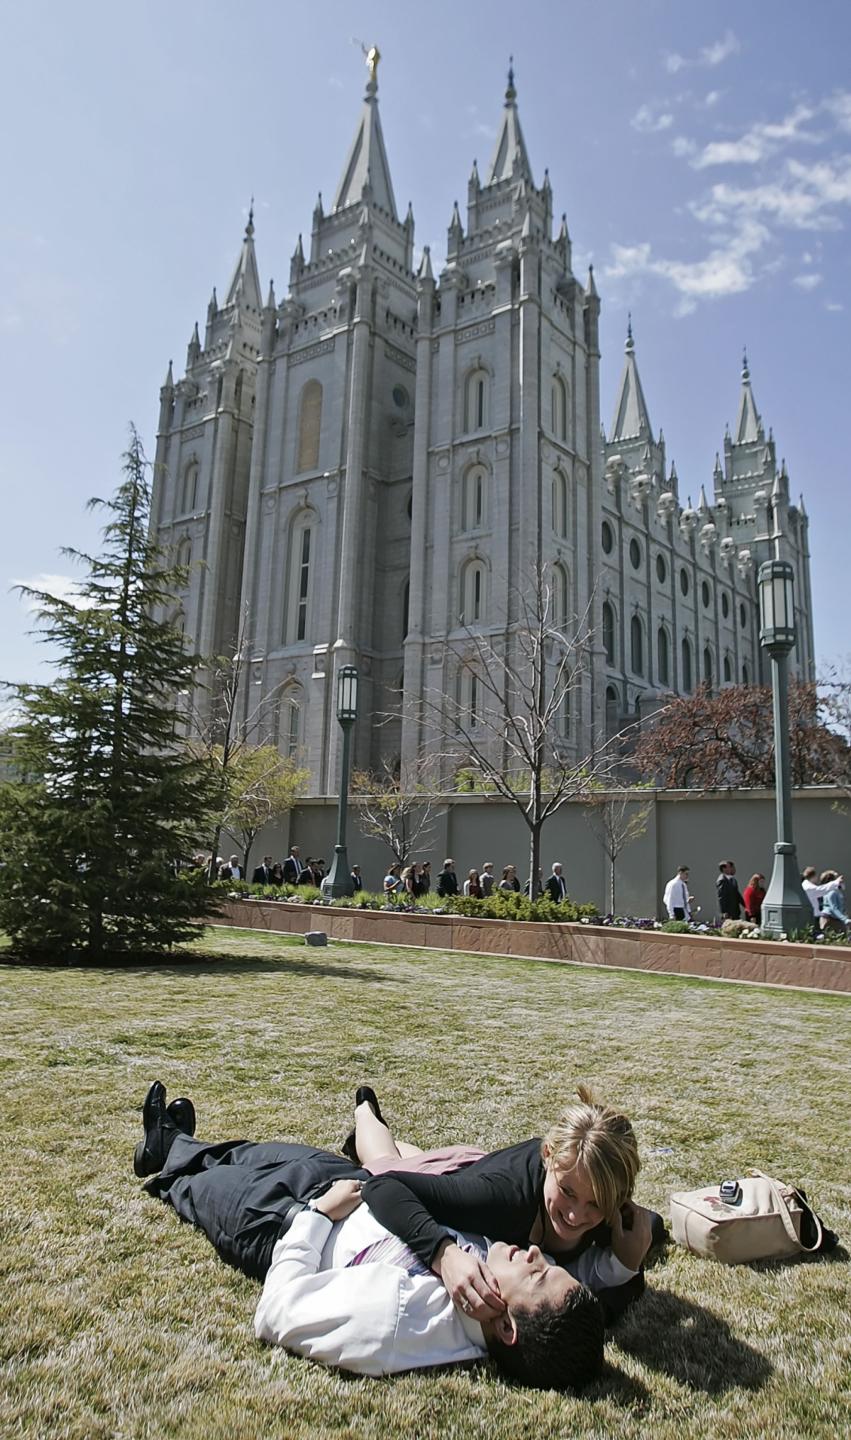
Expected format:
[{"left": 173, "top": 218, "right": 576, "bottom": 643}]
[
  {"left": 208, "top": 823, "right": 222, "bottom": 884},
  {"left": 609, "top": 856, "right": 616, "bottom": 916}
]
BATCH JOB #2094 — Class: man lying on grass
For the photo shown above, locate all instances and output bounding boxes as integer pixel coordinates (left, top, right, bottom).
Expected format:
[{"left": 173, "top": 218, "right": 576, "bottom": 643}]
[{"left": 134, "top": 1081, "right": 625, "bottom": 1390}]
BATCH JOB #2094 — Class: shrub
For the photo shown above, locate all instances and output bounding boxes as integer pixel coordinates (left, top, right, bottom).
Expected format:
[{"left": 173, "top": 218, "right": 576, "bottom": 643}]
[{"left": 660, "top": 919, "right": 691, "bottom": 934}]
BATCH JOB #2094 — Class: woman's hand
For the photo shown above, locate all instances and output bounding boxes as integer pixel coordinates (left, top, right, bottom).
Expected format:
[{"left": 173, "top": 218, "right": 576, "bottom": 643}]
[
  {"left": 432, "top": 1241, "right": 505, "bottom": 1321},
  {"left": 610, "top": 1200, "right": 654, "bottom": 1271},
  {"left": 313, "top": 1179, "right": 364, "bottom": 1222}
]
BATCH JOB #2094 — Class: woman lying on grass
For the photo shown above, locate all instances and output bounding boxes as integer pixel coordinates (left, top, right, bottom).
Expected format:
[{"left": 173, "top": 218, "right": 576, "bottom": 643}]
[{"left": 354, "top": 1085, "right": 662, "bottom": 1326}]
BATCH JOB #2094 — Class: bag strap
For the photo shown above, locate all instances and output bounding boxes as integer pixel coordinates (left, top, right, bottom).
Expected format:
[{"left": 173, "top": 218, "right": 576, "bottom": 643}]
[{"left": 748, "top": 1170, "right": 823, "bottom": 1253}]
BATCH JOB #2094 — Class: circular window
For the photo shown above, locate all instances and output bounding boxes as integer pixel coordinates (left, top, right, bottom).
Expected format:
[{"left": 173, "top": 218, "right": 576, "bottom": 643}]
[
  {"left": 656, "top": 553, "right": 667, "bottom": 584},
  {"left": 629, "top": 538, "right": 641, "bottom": 570},
  {"left": 702, "top": 580, "right": 711, "bottom": 609},
  {"left": 601, "top": 520, "right": 613, "bottom": 554},
  {"left": 740, "top": 602, "right": 747, "bottom": 629},
  {"left": 392, "top": 385, "right": 409, "bottom": 409},
  {"left": 680, "top": 568, "right": 689, "bottom": 597},
  {"left": 721, "top": 592, "right": 730, "bottom": 619}
]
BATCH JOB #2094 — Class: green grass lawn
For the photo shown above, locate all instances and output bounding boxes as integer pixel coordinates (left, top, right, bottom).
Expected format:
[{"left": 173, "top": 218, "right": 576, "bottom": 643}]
[{"left": 1, "top": 927, "right": 849, "bottom": 1440}]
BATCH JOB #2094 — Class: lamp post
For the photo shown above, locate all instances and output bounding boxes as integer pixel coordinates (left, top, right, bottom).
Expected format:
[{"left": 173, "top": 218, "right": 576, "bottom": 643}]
[
  {"left": 322, "top": 665, "right": 359, "bottom": 898},
  {"left": 757, "top": 560, "right": 811, "bottom": 937}
]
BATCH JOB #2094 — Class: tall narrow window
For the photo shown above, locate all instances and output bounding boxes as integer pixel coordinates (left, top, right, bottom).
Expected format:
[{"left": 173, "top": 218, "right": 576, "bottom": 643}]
[
  {"left": 402, "top": 581, "right": 410, "bottom": 640},
  {"left": 176, "top": 537, "right": 192, "bottom": 572},
  {"left": 630, "top": 615, "right": 643, "bottom": 675},
  {"left": 296, "top": 379, "right": 322, "bottom": 473},
  {"left": 181, "top": 462, "right": 199, "bottom": 513},
  {"left": 465, "top": 367, "right": 489, "bottom": 431},
  {"left": 552, "top": 470, "right": 568, "bottom": 538},
  {"left": 723, "top": 654, "right": 732, "bottom": 683},
  {"left": 470, "top": 671, "right": 480, "bottom": 729},
  {"left": 285, "top": 513, "right": 315, "bottom": 644},
  {"left": 605, "top": 685, "right": 618, "bottom": 737},
  {"left": 462, "top": 466, "right": 486, "bottom": 531},
  {"left": 703, "top": 646, "right": 713, "bottom": 689},
  {"left": 657, "top": 626, "right": 669, "bottom": 686},
  {"left": 461, "top": 560, "right": 487, "bottom": 625},
  {"left": 602, "top": 601, "right": 615, "bottom": 664},
  {"left": 551, "top": 375, "right": 568, "bottom": 441},
  {"left": 286, "top": 700, "right": 300, "bottom": 758},
  {"left": 742, "top": 662, "right": 749, "bottom": 685},
  {"left": 681, "top": 638, "right": 693, "bottom": 693},
  {"left": 552, "top": 564, "right": 569, "bottom": 628}
]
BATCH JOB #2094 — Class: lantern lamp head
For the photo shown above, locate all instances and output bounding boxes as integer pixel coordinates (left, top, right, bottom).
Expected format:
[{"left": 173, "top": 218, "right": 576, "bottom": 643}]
[
  {"left": 758, "top": 560, "right": 796, "bottom": 653},
  {"left": 336, "top": 664, "right": 359, "bottom": 722}
]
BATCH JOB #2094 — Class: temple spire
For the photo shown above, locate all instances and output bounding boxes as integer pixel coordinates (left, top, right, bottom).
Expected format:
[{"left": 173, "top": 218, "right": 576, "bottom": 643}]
[
  {"left": 610, "top": 318, "right": 653, "bottom": 441},
  {"left": 224, "top": 207, "right": 262, "bottom": 309},
  {"left": 332, "top": 46, "right": 398, "bottom": 218},
  {"left": 484, "top": 58, "right": 533, "bottom": 187},
  {"left": 734, "top": 349, "right": 763, "bottom": 444}
]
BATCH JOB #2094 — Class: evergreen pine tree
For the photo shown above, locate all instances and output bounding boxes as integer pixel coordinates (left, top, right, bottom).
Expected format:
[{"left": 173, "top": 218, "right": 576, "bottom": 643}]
[{"left": 0, "top": 428, "right": 219, "bottom": 959}]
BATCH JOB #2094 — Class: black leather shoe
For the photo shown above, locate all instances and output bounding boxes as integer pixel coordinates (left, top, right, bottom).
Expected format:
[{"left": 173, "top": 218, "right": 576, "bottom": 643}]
[
  {"left": 133, "top": 1080, "right": 181, "bottom": 1177},
  {"left": 355, "top": 1086, "right": 385, "bottom": 1124},
  {"left": 167, "top": 1097, "right": 196, "bottom": 1136}
]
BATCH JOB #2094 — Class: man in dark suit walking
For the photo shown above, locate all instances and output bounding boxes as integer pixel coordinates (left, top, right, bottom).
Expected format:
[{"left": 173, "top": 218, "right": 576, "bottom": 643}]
[
  {"left": 545, "top": 863, "right": 567, "bottom": 903},
  {"left": 252, "top": 855, "right": 275, "bottom": 885}
]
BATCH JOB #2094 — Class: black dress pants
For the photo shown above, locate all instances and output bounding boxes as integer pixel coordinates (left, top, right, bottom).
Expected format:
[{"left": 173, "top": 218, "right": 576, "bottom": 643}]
[{"left": 145, "top": 1136, "right": 366, "bottom": 1280}]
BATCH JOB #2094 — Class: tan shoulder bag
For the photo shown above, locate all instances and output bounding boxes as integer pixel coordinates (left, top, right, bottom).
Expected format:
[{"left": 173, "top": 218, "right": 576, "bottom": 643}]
[{"left": 670, "top": 1170, "right": 823, "bottom": 1263}]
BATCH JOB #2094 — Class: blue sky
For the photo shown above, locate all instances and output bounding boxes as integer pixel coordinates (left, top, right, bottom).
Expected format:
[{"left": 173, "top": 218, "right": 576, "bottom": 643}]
[{"left": 2, "top": 0, "right": 849, "bottom": 696}]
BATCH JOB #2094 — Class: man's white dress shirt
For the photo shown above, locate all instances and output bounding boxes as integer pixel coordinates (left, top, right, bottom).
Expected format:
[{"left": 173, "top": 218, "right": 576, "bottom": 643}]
[
  {"left": 254, "top": 1204, "right": 636, "bottom": 1376},
  {"left": 663, "top": 875, "right": 690, "bottom": 919}
]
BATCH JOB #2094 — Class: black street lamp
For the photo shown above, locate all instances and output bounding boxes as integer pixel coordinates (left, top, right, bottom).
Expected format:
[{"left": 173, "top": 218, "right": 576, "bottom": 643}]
[
  {"left": 757, "top": 560, "right": 810, "bottom": 937},
  {"left": 322, "top": 665, "right": 359, "bottom": 898}
]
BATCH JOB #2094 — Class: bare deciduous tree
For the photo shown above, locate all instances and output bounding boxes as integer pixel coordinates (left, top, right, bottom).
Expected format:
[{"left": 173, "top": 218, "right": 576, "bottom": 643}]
[
  {"left": 409, "top": 564, "right": 636, "bottom": 898},
  {"left": 583, "top": 786, "right": 653, "bottom": 915},
  {"left": 351, "top": 759, "right": 439, "bottom": 868}
]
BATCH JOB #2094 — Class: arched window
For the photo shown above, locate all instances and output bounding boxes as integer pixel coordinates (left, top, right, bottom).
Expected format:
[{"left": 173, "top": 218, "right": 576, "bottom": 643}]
[
  {"left": 461, "top": 465, "right": 486, "bottom": 531},
  {"left": 723, "top": 654, "right": 732, "bottom": 683},
  {"left": 461, "top": 559, "right": 487, "bottom": 624},
  {"left": 556, "top": 688, "right": 570, "bottom": 738},
  {"left": 703, "top": 646, "right": 713, "bottom": 689},
  {"left": 605, "top": 685, "right": 618, "bottom": 737},
  {"left": 176, "top": 536, "right": 192, "bottom": 572},
  {"left": 552, "top": 470, "right": 568, "bottom": 538},
  {"left": 602, "top": 601, "right": 615, "bottom": 665},
  {"left": 657, "top": 626, "right": 669, "bottom": 686},
  {"left": 681, "top": 637, "right": 693, "bottom": 693},
  {"left": 296, "top": 379, "right": 322, "bottom": 473},
  {"left": 281, "top": 689, "right": 303, "bottom": 759},
  {"left": 742, "top": 662, "right": 749, "bottom": 685},
  {"left": 284, "top": 511, "right": 315, "bottom": 643},
  {"left": 630, "top": 615, "right": 643, "bottom": 675},
  {"left": 181, "top": 462, "right": 199, "bottom": 513},
  {"left": 552, "top": 563, "right": 569, "bottom": 628},
  {"left": 459, "top": 666, "right": 483, "bottom": 730},
  {"left": 551, "top": 374, "right": 568, "bottom": 441},
  {"left": 465, "top": 367, "right": 489, "bottom": 431}
]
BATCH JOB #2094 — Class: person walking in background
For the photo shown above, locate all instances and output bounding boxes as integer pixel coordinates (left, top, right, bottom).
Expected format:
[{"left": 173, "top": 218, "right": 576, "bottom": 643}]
[
  {"left": 252, "top": 855, "right": 275, "bottom": 885},
  {"left": 350, "top": 864, "right": 363, "bottom": 892},
  {"left": 417, "top": 861, "right": 431, "bottom": 895},
  {"left": 401, "top": 864, "right": 419, "bottom": 901},
  {"left": 742, "top": 873, "right": 766, "bottom": 926},
  {"left": 499, "top": 864, "right": 520, "bottom": 893},
  {"left": 436, "top": 859, "right": 458, "bottom": 898},
  {"left": 383, "top": 863, "right": 401, "bottom": 899},
  {"left": 464, "top": 869, "right": 483, "bottom": 898},
  {"left": 219, "top": 855, "right": 242, "bottom": 881},
  {"left": 716, "top": 861, "right": 743, "bottom": 921},
  {"left": 802, "top": 866, "right": 829, "bottom": 937},
  {"left": 819, "top": 872, "right": 850, "bottom": 937},
  {"left": 545, "top": 864, "right": 567, "bottom": 903},
  {"left": 282, "top": 845, "right": 301, "bottom": 885},
  {"left": 480, "top": 862, "right": 495, "bottom": 897},
  {"left": 663, "top": 866, "right": 691, "bottom": 921}
]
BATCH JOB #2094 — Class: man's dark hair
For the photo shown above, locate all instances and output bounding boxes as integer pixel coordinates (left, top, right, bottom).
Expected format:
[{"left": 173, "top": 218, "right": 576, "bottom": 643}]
[{"left": 486, "top": 1285, "right": 604, "bottom": 1392}]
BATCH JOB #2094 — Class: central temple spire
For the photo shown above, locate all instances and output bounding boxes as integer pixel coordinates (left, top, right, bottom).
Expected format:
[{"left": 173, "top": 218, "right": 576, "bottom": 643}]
[
  {"left": 483, "top": 58, "right": 533, "bottom": 187},
  {"left": 332, "top": 45, "right": 398, "bottom": 218}
]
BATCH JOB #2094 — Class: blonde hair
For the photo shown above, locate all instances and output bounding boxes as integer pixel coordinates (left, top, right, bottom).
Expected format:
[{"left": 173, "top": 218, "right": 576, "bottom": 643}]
[{"left": 541, "top": 1085, "right": 640, "bottom": 1222}]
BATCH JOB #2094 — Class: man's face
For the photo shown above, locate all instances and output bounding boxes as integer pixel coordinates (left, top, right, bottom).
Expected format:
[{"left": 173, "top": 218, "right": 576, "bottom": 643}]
[
  {"left": 486, "top": 1242, "right": 579, "bottom": 1314},
  {"left": 292, "top": 846, "right": 300, "bottom": 858},
  {"left": 553, "top": 865, "right": 562, "bottom": 876},
  {"left": 728, "top": 862, "right": 736, "bottom": 875},
  {"left": 541, "top": 1155, "right": 605, "bottom": 1245}
]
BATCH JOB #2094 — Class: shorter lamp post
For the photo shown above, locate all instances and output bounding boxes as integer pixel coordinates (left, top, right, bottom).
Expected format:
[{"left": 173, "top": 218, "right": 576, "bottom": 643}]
[
  {"left": 322, "top": 665, "right": 358, "bottom": 898},
  {"left": 757, "top": 560, "right": 811, "bottom": 937}
]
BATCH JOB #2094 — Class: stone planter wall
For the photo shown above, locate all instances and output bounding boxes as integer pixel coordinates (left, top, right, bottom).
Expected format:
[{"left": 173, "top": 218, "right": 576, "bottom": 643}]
[{"left": 214, "top": 900, "right": 851, "bottom": 995}]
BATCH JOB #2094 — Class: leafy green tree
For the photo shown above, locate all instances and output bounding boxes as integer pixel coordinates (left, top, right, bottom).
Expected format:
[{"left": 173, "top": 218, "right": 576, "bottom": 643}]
[
  {"left": 217, "top": 744, "right": 309, "bottom": 875},
  {"left": 0, "top": 428, "right": 218, "bottom": 959}
]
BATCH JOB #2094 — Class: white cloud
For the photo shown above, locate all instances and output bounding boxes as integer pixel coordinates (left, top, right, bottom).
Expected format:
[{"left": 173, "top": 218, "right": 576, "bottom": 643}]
[
  {"left": 11, "top": 573, "right": 93, "bottom": 612},
  {"left": 664, "top": 30, "right": 740, "bottom": 74},
  {"left": 793, "top": 272, "right": 823, "bottom": 289},
  {"left": 825, "top": 91, "right": 851, "bottom": 132},
  {"left": 692, "top": 104, "right": 819, "bottom": 169},
  {"left": 825, "top": 300, "right": 844, "bottom": 312},
  {"left": 692, "top": 156, "right": 851, "bottom": 231},
  {"left": 604, "top": 217, "right": 770, "bottom": 314},
  {"left": 631, "top": 104, "right": 674, "bottom": 134},
  {"left": 672, "top": 135, "right": 697, "bottom": 158},
  {"left": 704, "top": 90, "right": 722, "bottom": 108}
]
